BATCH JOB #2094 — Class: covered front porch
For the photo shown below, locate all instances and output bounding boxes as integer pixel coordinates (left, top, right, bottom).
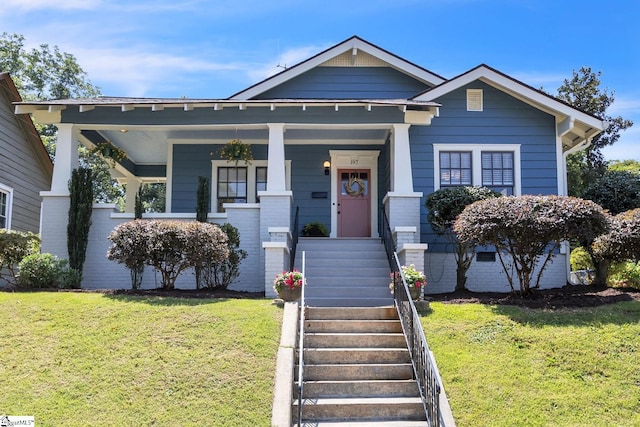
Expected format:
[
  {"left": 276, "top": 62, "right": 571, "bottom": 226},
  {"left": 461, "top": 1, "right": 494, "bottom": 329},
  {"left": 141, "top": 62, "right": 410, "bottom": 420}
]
[{"left": 20, "top": 98, "right": 437, "bottom": 292}]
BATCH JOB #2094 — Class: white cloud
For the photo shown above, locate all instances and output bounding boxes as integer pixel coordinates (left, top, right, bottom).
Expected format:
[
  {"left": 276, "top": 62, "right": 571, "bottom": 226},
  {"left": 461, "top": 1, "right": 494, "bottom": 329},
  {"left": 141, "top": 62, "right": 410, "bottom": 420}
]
[
  {"left": 2, "top": 0, "right": 100, "bottom": 12},
  {"left": 510, "top": 71, "right": 567, "bottom": 91},
  {"left": 72, "top": 47, "right": 248, "bottom": 97},
  {"left": 246, "top": 45, "right": 328, "bottom": 83},
  {"left": 607, "top": 95, "right": 640, "bottom": 116}
]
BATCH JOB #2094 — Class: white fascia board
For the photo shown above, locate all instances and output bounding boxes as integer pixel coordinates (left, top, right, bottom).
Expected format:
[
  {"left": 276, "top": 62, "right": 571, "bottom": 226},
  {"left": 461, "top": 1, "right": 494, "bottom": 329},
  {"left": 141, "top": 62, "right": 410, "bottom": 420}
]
[
  {"left": 417, "top": 66, "right": 606, "bottom": 132},
  {"left": 230, "top": 37, "right": 445, "bottom": 100}
]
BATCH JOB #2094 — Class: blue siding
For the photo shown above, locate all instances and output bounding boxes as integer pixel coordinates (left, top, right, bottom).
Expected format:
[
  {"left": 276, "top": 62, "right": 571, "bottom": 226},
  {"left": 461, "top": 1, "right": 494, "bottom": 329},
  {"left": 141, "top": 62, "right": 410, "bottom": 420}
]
[
  {"left": 255, "top": 67, "right": 430, "bottom": 99},
  {"left": 287, "top": 144, "right": 387, "bottom": 235},
  {"left": 171, "top": 143, "right": 389, "bottom": 231},
  {"left": 171, "top": 144, "right": 268, "bottom": 213},
  {"left": 413, "top": 81, "right": 558, "bottom": 251}
]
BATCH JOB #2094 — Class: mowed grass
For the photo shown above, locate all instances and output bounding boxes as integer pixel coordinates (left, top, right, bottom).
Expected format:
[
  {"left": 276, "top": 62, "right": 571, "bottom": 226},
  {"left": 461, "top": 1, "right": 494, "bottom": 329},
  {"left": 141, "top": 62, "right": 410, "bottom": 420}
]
[
  {"left": 421, "top": 301, "right": 640, "bottom": 427},
  {"left": 0, "top": 292, "right": 283, "bottom": 426}
]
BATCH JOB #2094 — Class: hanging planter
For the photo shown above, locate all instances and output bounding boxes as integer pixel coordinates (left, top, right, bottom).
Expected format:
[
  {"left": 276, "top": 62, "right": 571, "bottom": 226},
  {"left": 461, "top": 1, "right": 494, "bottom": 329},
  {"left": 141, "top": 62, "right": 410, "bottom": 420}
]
[
  {"left": 89, "top": 141, "right": 127, "bottom": 166},
  {"left": 217, "top": 139, "right": 253, "bottom": 165}
]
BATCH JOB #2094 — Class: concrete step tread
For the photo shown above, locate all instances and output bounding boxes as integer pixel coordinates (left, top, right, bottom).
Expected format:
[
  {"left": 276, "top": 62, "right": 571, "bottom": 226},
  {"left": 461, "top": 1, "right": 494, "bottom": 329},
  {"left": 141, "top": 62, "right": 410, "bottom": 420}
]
[
  {"left": 306, "top": 306, "right": 397, "bottom": 320},
  {"left": 297, "top": 396, "right": 423, "bottom": 406},
  {"left": 306, "top": 332, "right": 405, "bottom": 337},
  {"left": 299, "top": 422, "right": 428, "bottom": 426}
]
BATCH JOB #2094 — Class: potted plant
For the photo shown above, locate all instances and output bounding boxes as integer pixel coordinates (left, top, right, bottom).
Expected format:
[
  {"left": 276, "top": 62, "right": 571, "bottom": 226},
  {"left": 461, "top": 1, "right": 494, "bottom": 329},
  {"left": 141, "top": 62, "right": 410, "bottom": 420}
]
[
  {"left": 273, "top": 269, "right": 304, "bottom": 301},
  {"left": 89, "top": 141, "right": 127, "bottom": 166},
  {"left": 389, "top": 264, "right": 426, "bottom": 301},
  {"left": 301, "top": 222, "right": 329, "bottom": 237},
  {"left": 217, "top": 139, "right": 253, "bottom": 165}
]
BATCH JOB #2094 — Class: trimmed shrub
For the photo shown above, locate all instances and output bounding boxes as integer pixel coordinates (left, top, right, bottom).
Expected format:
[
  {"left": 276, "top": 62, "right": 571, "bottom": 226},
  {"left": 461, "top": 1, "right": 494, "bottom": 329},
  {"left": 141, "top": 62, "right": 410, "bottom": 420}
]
[
  {"left": 17, "top": 253, "right": 80, "bottom": 289},
  {"left": 0, "top": 230, "right": 40, "bottom": 286},
  {"left": 570, "top": 246, "right": 594, "bottom": 271},
  {"left": 107, "top": 220, "right": 150, "bottom": 289},
  {"left": 207, "top": 223, "right": 248, "bottom": 289},
  {"left": 594, "top": 208, "right": 640, "bottom": 263},
  {"left": 107, "top": 220, "right": 229, "bottom": 290},
  {"left": 454, "top": 195, "right": 608, "bottom": 294},
  {"left": 425, "top": 186, "right": 501, "bottom": 291},
  {"left": 609, "top": 261, "right": 640, "bottom": 289}
]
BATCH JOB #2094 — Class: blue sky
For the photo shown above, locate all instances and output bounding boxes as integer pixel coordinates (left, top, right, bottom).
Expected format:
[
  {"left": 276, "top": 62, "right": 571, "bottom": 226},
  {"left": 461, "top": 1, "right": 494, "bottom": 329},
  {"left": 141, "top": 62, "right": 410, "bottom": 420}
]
[{"left": 2, "top": 0, "right": 638, "bottom": 160}]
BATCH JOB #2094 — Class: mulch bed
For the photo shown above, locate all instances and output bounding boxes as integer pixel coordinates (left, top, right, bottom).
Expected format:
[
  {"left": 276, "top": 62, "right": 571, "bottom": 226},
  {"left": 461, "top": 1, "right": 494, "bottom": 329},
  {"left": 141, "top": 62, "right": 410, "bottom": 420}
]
[
  {"left": 427, "top": 285, "right": 640, "bottom": 309},
  {"left": 4, "top": 285, "right": 640, "bottom": 309}
]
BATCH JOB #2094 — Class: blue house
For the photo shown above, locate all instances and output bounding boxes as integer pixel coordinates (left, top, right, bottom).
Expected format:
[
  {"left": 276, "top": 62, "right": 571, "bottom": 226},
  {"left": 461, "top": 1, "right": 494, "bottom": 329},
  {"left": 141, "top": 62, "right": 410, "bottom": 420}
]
[{"left": 14, "top": 36, "right": 605, "bottom": 294}]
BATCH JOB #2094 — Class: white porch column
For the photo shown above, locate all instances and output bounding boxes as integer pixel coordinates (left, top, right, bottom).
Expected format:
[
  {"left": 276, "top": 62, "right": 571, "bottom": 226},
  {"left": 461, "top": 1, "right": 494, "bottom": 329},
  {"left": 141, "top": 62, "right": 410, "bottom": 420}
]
[
  {"left": 267, "top": 123, "right": 286, "bottom": 191},
  {"left": 391, "top": 123, "right": 413, "bottom": 193},
  {"left": 51, "top": 123, "right": 79, "bottom": 194},
  {"left": 124, "top": 179, "right": 142, "bottom": 213},
  {"left": 384, "top": 123, "right": 423, "bottom": 243}
]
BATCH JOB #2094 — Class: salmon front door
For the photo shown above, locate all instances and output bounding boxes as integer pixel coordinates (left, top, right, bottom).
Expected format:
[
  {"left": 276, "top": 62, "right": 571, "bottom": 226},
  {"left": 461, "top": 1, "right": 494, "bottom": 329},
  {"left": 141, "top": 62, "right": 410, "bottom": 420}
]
[{"left": 337, "top": 169, "right": 371, "bottom": 237}]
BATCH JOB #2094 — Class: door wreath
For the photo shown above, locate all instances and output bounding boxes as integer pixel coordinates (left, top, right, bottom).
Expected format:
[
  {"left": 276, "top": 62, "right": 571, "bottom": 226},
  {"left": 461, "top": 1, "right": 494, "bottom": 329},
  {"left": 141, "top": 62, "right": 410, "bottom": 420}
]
[{"left": 344, "top": 176, "right": 365, "bottom": 196}]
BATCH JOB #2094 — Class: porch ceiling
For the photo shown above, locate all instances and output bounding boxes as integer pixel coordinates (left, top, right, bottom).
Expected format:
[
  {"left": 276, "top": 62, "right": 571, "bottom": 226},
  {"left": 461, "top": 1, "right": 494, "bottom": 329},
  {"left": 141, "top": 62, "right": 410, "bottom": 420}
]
[{"left": 83, "top": 126, "right": 391, "bottom": 165}]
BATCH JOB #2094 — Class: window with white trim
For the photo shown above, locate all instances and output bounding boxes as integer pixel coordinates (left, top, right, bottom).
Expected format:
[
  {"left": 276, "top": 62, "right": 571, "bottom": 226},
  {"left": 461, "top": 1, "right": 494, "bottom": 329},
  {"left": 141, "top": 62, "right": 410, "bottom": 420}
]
[
  {"left": 439, "top": 152, "right": 472, "bottom": 187},
  {"left": 434, "top": 144, "right": 520, "bottom": 195},
  {"left": 481, "top": 152, "right": 514, "bottom": 195},
  {"left": 212, "top": 160, "right": 291, "bottom": 213},
  {"left": 0, "top": 184, "right": 13, "bottom": 229}
]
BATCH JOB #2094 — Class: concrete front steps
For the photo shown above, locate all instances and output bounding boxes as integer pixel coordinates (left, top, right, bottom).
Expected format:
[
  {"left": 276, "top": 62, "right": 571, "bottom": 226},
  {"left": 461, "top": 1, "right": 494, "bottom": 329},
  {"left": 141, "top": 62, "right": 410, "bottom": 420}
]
[
  {"left": 295, "top": 238, "right": 393, "bottom": 307},
  {"left": 293, "top": 306, "right": 427, "bottom": 425}
]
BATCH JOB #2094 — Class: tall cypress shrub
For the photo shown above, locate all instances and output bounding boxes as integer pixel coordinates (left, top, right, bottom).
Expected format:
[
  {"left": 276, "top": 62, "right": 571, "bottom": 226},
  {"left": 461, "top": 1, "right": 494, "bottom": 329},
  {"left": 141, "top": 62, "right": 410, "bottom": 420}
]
[
  {"left": 196, "top": 176, "right": 209, "bottom": 222},
  {"left": 128, "top": 184, "right": 146, "bottom": 289},
  {"left": 194, "top": 176, "right": 210, "bottom": 289},
  {"left": 67, "top": 167, "right": 94, "bottom": 282}
]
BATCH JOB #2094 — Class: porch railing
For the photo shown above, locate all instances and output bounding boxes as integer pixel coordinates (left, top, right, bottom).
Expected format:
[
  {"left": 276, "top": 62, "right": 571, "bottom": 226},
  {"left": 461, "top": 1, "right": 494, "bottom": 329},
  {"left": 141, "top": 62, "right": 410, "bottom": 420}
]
[
  {"left": 290, "top": 206, "right": 300, "bottom": 271},
  {"left": 296, "top": 251, "right": 306, "bottom": 426},
  {"left": 381, "top": 207, "right": 442, "bottom": 426}
]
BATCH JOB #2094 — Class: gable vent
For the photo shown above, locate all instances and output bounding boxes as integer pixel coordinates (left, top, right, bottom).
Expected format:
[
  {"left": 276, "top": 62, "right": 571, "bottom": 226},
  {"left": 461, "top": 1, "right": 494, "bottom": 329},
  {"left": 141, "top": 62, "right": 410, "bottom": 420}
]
[
  {"left": 321, "top": 50, "right": 387, "bottom": 67},
  {"left": 467, "top": 89, "right": 483, "bottom": 111}
]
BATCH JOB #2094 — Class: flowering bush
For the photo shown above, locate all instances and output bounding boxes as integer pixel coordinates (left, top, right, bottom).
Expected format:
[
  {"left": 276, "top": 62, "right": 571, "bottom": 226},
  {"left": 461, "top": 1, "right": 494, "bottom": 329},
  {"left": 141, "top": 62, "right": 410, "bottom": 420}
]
[
  {"left": 389, "top": 264, "right": 426, "bottom": 295},
  {"left": 273, "top": 270, "right": 304, "bottom": 293}
]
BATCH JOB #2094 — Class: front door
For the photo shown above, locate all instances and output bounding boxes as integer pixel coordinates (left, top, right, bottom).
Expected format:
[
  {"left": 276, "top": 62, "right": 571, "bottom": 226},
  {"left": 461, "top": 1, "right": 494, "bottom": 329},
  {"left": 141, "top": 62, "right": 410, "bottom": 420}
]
[{"left": 338, "top": 169, "right": 371, "bottom": 237}]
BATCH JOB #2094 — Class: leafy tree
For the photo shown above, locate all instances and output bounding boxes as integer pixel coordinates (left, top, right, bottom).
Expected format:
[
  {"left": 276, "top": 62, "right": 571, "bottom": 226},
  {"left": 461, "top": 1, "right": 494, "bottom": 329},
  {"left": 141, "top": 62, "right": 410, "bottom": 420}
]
[
  {"left": 0, "top": 33, "right": 100, "bottom": 100},
  {"left": 583, "top": 169, "right": 640, "bottom": 215},
  {"left": 0, "top": 33, "right": 129, "bottom": 207},
  {"left": 609, "top": 159, "right": 640, "bottom": 173},
  {"left": 454, "top": 196, "right": 608, "bottom": 294},
  {"left": 555, "top": 67, "right": 633, "bottom": 196},
  {"left": 425, "top": 186, "right": 501, "bottom": 291},
  {"left": 137, "top": 183, "right": 166, "bottom": 213}
]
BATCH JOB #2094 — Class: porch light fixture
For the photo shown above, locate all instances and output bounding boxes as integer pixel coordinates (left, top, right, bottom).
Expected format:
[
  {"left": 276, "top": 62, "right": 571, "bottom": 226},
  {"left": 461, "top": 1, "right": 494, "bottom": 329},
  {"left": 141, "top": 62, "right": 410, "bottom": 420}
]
[{"left": 323, "top": 160, "right": 331, "bottom": 175}]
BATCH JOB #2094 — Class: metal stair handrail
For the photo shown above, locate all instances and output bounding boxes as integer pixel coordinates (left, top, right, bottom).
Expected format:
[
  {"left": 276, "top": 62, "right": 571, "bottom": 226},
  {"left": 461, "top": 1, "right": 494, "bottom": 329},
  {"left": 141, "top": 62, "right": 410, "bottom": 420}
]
[
  {"left": 290, "top": 206, "right": 300, "bottom": 271},
  {"left": 296, "top": 251, "right": 306, "bottom": 427},
  {"left": 393, "top": 252, "right": 441, "bottom": 426},
  {"left": 381, "top": 206, "right": 441, "bottom": 426}
]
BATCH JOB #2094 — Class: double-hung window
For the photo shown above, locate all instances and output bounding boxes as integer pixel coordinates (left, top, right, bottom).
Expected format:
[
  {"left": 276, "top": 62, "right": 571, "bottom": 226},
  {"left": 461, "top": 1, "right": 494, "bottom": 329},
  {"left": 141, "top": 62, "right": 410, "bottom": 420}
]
[
  {"left": 0, "top": 184, "right": 13, "bottom": 229},
  {"left": 481, "top": 152, "right": 514, "bottom": 195},
  {"left": 439, "top": 152, "right": 472, "bottom": 187},
  {"left": 434, "top": 144, "right": 520, "bottom": 195},
  {"left": 212, "top": 160, "right": 291, "bottom": 213}
]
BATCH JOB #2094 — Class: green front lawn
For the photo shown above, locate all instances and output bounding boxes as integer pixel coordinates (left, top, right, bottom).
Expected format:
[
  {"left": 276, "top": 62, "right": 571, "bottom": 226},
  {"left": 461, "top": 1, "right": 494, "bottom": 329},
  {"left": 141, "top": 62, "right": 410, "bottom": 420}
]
[
  {"left": 421, "top": 301, "right": 640, "bottom": 427},
  {"left": 0, "top": 292, "right": 282, "bottom": 426}
]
